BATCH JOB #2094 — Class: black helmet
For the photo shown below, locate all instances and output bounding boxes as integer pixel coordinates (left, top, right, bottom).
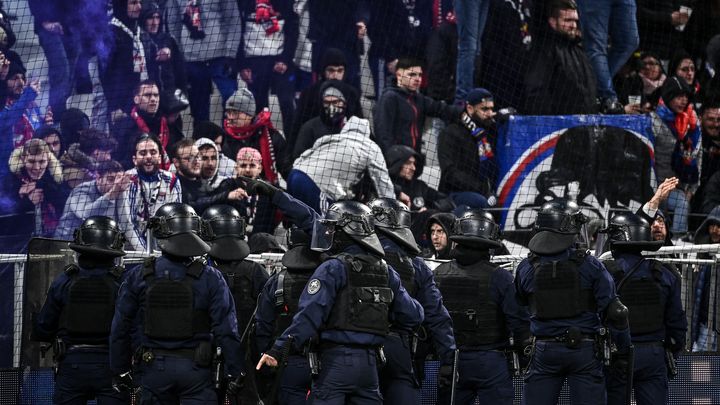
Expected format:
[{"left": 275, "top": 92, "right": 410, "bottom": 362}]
[
  {"left": 201, "top": 205, "right": 250, "bottom": 261},
  {"left": 450, "top": 209, "right": 503, "bottom": 249},
  {"left": 311, "top": 201, "right": 384, "bottom": 257},
  {"left": 283, "top": 227, "right": 322, "bottom": 270},
  {"left": 148, "top": 203, "right": 210, "bottom": 257},
  {"left": 604, "top": 212, "right": 663, "bottom": 252},
  {"left": 368, "top": 198, "right": 420, "bottom": 255},
  {"left": 529, "top": 199, "right": 587, "bottom": 255},
  {"left": 69, "top": 216, "right": 126, "bottom": 257}
]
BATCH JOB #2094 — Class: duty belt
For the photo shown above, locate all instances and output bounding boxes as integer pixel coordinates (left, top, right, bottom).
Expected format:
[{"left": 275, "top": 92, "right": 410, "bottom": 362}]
[
  {"left": 535, "top": 334, "right": 595, "bottom": 343},
  {"left": 144, "top": 347, "right": 195, "bottom": 361}
]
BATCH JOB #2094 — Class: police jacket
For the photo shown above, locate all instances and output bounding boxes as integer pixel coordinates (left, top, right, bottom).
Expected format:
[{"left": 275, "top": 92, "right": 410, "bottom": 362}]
[
  {"left": 515, "top": 248, "right": 631, "bottom": 351},
  {"left": 211, "top": 258, "right": 269, "bottom": 337},
  {"left": 109, "top": 256, "right": 244, "bottom": 376},
  {"left": 380, "top": 237, "right": 456, "bottom": 364},
  {"left": 266, "top": 244, "right": 424, "bottom": 359},
  {"left": 607, "top": 253, "right": 687, "bottom": 350},
  {"left": 35, "top": 263, "right": 125, "bottom": 346}
]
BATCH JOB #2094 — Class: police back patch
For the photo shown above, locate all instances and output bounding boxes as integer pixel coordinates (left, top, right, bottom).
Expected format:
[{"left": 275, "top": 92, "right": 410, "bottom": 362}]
[{"left": 307, "top": 279, "right": 321, "bottom": 295}]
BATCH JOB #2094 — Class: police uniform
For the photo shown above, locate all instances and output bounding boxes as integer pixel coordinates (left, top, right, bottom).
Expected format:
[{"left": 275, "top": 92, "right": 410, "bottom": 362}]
[
  {"left": 515, "top": 200, "right": 631, "bottom": 405},
  {"left": 259, "top": 201, "right": 424, "bottom": 405},
  {"left": 602, "top": 213, "right": 687, "bottom": 405},
  {"left": 33, "top": 216, "right": 129, "bottom": 405},
  {"left": 110, "top": 203, "right": 244, "bottom": 404},
  {"left": 433, "top": 210, "right": 530, "bottom": 405}
]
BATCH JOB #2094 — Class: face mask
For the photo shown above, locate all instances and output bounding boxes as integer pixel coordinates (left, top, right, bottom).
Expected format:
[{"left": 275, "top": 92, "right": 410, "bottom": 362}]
[{"left": 322, "top": 104, "right": 345, "bottom": 127}]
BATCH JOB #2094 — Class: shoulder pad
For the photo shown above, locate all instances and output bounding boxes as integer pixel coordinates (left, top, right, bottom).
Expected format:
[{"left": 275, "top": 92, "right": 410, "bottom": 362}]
[
  {"left": 63, "top": 264, "right": 80, "bottom": 276},
  {"left": 142, "top": 257, "right": 156, "bottom": 278}
]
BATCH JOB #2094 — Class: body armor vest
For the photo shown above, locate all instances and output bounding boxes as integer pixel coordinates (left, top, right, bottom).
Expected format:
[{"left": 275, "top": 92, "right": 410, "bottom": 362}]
[
  {"left": 216, "top": 260, "right": 259, "bottom": 327},
  {"left": 529, "top": 250, "right": 597, "bottom": 320},
  {"left": 60, "top": 264, "right": 123, "bottom": 341},
  {"left": 604, "top": 259, "right": 666, "bottom": 335},
  {"left": 273, "top": 268, "right": 313, "bottom": 336},
  {"left": 142, "top": 258, "right": 211, "bottom": 340},
  {"left": 325, "top": 254, "right": 393, "bottom": 336},
  {"left": 435, "top": 261, "right": 506, "bottom": 346},
  {"left": 383, "top": 250, "right": 417, "bottom": 297}
]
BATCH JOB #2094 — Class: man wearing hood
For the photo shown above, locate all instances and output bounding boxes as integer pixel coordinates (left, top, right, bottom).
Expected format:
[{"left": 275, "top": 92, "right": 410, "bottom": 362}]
[
  {"left": 423, "top": 212, "right": 455, "bottom": 260},
  {"left": 288, "top": 116, "right": 394, "bottom": 213},
  {"left": 196, "top": 137, "right": 225, "bottom": 189},
  {"left": 385, "top": 145, "right": 448, "bottom": 212},
  {"left": 691, "top": 206, "right": 720, "bottom": 351},
  {"left": 140, "top": 3, "right": 188, "bottom": 96},
  {"left": 193, "top": 121, "right": 236, "bottom": 179},
  {"left": 292, "top": 81, "right": 350, "bottom": 160}
]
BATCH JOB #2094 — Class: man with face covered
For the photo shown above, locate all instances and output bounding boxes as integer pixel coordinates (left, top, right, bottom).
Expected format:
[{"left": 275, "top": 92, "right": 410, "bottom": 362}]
[
  {"left": 438, "top": 88, "right": 498, "bottom": 209},
  {"left": 292, "top": 80, "right": 349, "bottom": 159}
]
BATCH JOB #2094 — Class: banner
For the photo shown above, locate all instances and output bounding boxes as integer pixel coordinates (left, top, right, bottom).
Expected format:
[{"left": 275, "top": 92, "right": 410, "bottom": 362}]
[{"left": 496, "top": 115, "right": 655, "bottom": 238}]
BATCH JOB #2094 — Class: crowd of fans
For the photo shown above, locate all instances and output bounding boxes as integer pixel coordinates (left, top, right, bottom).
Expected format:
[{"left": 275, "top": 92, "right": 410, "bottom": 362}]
[{"left": 2, "top": 0, "right": 720, "bottom": 255}]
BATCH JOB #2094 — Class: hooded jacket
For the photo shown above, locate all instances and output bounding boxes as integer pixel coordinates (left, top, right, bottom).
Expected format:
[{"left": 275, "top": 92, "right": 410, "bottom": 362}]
[
  {"left": 385, "top": 145, "right": 444, "bottom": 209},
  {"left": 423, "top": 212, "right": 455, "bottom": 260},
  {"left": 293, "top": 80, "right": 350, "bottom": 159},
  {"left": 140, "top": 4, "right": 188, "bottom": 95},
  {"left": 694, "top": 206, "right": 720, "bottom": 253},
  {"left": 292, "top": 116, "right": 394, "bottom": 201}
]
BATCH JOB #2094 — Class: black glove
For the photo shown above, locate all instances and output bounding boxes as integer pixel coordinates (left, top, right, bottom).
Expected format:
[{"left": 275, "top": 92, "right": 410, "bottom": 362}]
[
  {"left": 240, "top": 176, "right": 280, "bottom": 197},
  {"left": 112, "top": 372, "right": 133, "bottom": 393},
  {"left": 226, "top": 374, "right": 245, "bottom": 395},
  {"left": 437, "top": 363, "right": 456, "bottom": 389}
]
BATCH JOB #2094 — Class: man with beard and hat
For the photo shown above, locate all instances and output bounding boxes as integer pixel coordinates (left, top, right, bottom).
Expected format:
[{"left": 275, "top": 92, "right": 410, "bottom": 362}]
[
  {"left": 368, "top": 197, "right": 456, "bottom": 404},
  {"left": 514, "top": 199, "right": 631, "bottom": 405},
  {"left": 423, "top": 212, "right": 455, "bottom": 260},
  {"left": 110, "top": 202, "right": 245, "bottom": 403},
  {"left": 438, "top": 88, "right": 499, "bottom": 209},
  {"left": 33, "top": 216, "right": 129, "bottom": 405},
  {"left": 256, "top": 200, "right": 424, "bottom": 404},
  {"left": 600, "top": 212, "right": 687, "bottom": 405},
  {"left": 201, "top": 204, "right": 268, "bottom": 404},
  {"left": 433, "top": 210, "right": 530, "bottom": 405},
  {"left": 292, "top": 80, "right": 351, "bottom": 160}
]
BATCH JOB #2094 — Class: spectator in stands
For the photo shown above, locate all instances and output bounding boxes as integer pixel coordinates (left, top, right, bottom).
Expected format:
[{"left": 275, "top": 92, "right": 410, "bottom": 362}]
[
  {"left": 60, "top": 128, "right": 118, "bottom": 189},
  {"left": 373, "top": 57, "right": 461, "bottom": 165},
  {"left": 651, "top": 77, "right": 702, "bottom": 238},
  {"left": 166, "top": 0, "right": 241, "bottom": 122},
  {"left": 293, "top": 80, "right": 350, "bottom": 159},
  {"left": 668, "top": 52, "right": 700, "bottom": 96},
  {"left": 195, "top": 138, "right": 224, "bottom": 188},
  {"left": 637, "top": 177, "right": 678, "bottom": 247},
  {"left": 288, "top": 116, "right": 394, "bottom": 213},
  {"left": 237, "top": 0, "right": 297, "bottom": 134},
  {"left": 193, "top": 121, "right": 235, "bottom": 178},
  {"left": 425, "top": 11, "right": 457, "bottom": 104},
  {"left": 54, "top": 160, "right": 129, "bottom": 240},
  {"left": 101, "top": 0, "right": 147, "bottom": 120},
  {"left": 1, "top": 64, "right": 46, "bottom": 150},
  {"left": 638, "top": 52, "right": 667, "bottom": 99},
  {"left": 232, "top": 146, "right": 275, "bottom": 234},
  {"left": 452, "top": 0, "right": 489, "bottom": 103},
  {"left": 695, "top": 103, "right": 720, "bottom": 213},
  {"left": 59, "top": 108, "right": 90, "bottom": 147},
  {"left": 438, "top": 88, "right": 497, "bottom": 209},
  {"left": 385, "top": 145, "right": 450, "bottom": 212},
  {"left": 114, "top": 80, "right": 170, "bottom": 169},
  {"left": 524, "top": 0, "right": 598, "bottom": 115},
  {"left": 140, "top": 3, "right": 188, "bottom": 96},
  {"left": 423, "top": 212, "right": 455, "bottom": 260},
  {"left": 117, "top": 134, "right": 181, "bottom": 251},
  {"left": 221, "top": 89, "right": 290, "bottom": 183},
  {"left": 637, "top": 0, "right": 689, "bottom": 62},
  {"left": 34, "top": 125, "right": 63, "bottom": 158},
  {"left": 290, "top": 48, "right": 362, "bottom": 153},
  {"left": 159, "top": 88, "right": 189, "bottom": 147},
  {"left": 691, "top": 206, "right": 720, "bottom": 351},
  {"left": 576, "top": 0, "right": 639, "bottom": 112},
  {"left": 3, "top": 139, "right": 68, "bottom": 239}
]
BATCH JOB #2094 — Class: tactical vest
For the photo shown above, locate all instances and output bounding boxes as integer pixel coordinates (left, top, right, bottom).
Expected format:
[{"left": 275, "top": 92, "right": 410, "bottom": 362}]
[
  {"left": 383, "top": 250, "right": 417, "bottom": 297},
  {"left": 528, "top": 250, "right": 597, "bottom": 320},
  {"left": 435, "top": 261, "right": 506, "bottom": 346},
  {"left": 604, "top": 259, "right": 667, "bottom": 335},
  {"left": 142, "top": 257, "right": 211, "bottom": 340},
  {"left": 325, "top": 254, "right": 393, "bottom": 336},
  {"left": 273, "top": 268, "right": 313, "bottom": 336},
  {"left": 59, "top": 264, "right": 123, "bottom": 340},
  {"left": 216, "top": 260, "right": 259, "bottom": 327}
]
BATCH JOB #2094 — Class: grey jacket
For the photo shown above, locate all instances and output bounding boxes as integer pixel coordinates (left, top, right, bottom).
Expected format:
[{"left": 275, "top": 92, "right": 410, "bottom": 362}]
[
  {"left": 54, "top": 180, "right": 120, "bottom": 240},
  {"left": 166, "top": 0, "right": 242, "bottom": 62}
]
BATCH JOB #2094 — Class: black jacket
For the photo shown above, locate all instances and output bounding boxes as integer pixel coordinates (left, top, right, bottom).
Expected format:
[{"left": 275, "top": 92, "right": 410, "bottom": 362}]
[
  {"left": 637, "top": 0, "right": 684, "bottom": 60},
  {"left": 438, "top": 122, "right": 496, "bottom": 197}
]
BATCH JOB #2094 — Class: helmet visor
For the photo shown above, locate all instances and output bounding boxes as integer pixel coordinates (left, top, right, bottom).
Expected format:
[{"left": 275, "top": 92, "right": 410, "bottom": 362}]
[{"left": 311, "top": 219, "right": 337, "bottom": 252}]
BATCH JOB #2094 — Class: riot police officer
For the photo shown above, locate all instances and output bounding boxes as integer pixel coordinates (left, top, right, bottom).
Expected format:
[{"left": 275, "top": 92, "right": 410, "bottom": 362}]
[
  {"left": 110, "top": 203, "right": 244, "bottom": 403},
  {"left": 368, "top": 197, "right": 456, "bottom": 404},
  {"left": 515, "top": 199, "right": 632, "bottom": 405},
  {"left": 202, "top": 204, "right": 269, "bottom": 405},
  {"left": 434, "top": 209, "right": 530, "bottom": 405},
  {"left": 34, "top": 216, "right": 129, "bottom": 404},
  {"left": 256, "top": 200, "right": 424, "bottom": 405},
  {"left": 602, "top": 213, "right": 687, "bottom": 405}
]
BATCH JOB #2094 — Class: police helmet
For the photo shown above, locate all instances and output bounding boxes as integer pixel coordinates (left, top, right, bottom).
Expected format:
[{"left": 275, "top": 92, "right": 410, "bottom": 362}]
[
  {"left": 69, "top": 216, "right": 126, "bottom": 257},
  {"left": 604, "top": 212, "right": 663, "bottom": 252},
  {"left": 201, "top": 205, "right": 250, "bottom": 261},
  {"left": 450, "top": 209, "right": 503, "bottom": 249},
  {"left": 311, "top": 201, "right": 384, "bottom": 257},
  {"left": 528, "top": 199, "right": 588, "bottom": 255},
  {"left": 283, "top": 227, "right": 322, "bottom": 270},
  {"left": 368, "top": 198, "right": 420, "bottom": 255},
  {"left": 149, "top": 203, "right": 210, "bottom": 257}
]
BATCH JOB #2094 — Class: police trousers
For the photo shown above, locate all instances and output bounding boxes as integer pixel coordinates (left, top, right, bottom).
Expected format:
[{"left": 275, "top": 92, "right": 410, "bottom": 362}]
[
  {"left": 606, "top": 342, "right": 668, "bottom": 405},
  {"left": 139, "top": 353, "right": 216, "bottom": 404},
  {"left": 308, "top": 345, "right": 382, "bottom": 405},
  {"left": 437, "top": 350, "right": 514, "bottom": 405},
  {"left": 379, "top": 332, "right": 420, "bottom": 405},
  {"left": 54, "top": 350, "right": 129, "bottom": 405}
]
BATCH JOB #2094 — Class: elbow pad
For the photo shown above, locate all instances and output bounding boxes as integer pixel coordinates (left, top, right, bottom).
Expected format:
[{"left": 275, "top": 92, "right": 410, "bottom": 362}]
[{"left": 605, "top": 298, "right": 629, "bottom": 330}]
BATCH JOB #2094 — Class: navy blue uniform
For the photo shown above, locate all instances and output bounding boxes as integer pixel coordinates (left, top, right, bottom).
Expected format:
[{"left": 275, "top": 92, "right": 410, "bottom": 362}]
[
  {"left": 35, "top": 265, "right": 128, "bottom": 405},
  {"left": 515, "top": 249, "right": 631, "bottom": 405},
  {"left": 378, "top": 237, "right": 455, "bottom": 404},
  {"left": 605, "top": 254, "right": 687, "bottom": 405},
  {"left": 266, "top": 245, "right": 424, "bottom": 405},
  {"left": 110, "top": 256, "right": 244, "bottom": 404}
]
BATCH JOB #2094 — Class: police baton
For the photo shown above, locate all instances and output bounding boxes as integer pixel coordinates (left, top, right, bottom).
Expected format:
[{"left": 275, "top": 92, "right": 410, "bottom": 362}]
[
  {"left": 266, "top": 335, "right": 294, "bottom": 405},
  {"left": 624, "top": 346, "right": 635, "bottom": 405},
  {"left": 450, "top": 349, "right": 459, "bottom": 405}
]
